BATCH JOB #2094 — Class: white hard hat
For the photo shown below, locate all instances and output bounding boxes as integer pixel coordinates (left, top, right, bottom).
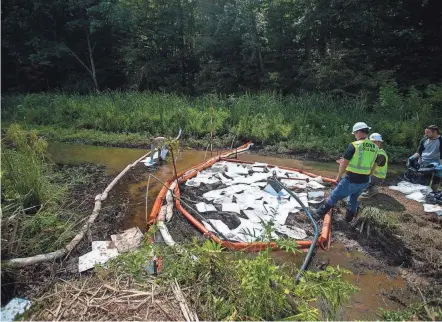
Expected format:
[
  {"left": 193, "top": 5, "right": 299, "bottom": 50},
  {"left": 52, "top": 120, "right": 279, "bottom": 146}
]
[
  {"left": 352, "top": 122, "right": 371, "bottom": 134},
  {"left": 369, "top": 133, "right": 383, "bottom": 142}
]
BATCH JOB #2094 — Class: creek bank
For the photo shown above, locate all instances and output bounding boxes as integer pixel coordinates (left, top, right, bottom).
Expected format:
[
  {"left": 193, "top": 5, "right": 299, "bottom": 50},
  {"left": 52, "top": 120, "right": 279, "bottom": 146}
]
[
  {"left": 9, "top": 124, "right": 412, "bottom": 164},
  {"left": 1, "top": 163, "right": 129, "bottom": 304},
  {"left": 328, "top": 187, "right": 442, "bottom": 306},
  {"left": 3, "top": 143, "right": 438, "bottom": 320}
]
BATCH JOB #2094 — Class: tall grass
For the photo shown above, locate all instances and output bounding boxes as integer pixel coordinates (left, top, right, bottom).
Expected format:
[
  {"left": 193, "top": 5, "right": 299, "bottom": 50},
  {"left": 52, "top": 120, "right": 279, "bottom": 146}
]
[
  {"left": 2, "top": 84, "right": 441, "bottom": 161},
  {"left": 1, "top": 125, "right": 78, "bottom": 257},
  {"left": 1, "top": 124, "right": 58, "bottom": 209}
]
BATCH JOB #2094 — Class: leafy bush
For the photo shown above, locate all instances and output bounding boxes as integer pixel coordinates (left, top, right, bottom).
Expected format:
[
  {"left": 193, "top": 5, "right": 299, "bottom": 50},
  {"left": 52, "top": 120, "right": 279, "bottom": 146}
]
[
  {"left": 382, "top": 302, "right": 442, "bottom": 321},
  {"left": 108, "top": 217, "right": 357, "bottom": 321}
]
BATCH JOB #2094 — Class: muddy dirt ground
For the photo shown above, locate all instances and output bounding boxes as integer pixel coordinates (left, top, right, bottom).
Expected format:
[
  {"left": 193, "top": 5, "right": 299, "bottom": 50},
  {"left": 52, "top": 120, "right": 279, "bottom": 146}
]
[
  {"left": 328, "top": 186, "right": 442, "bottom": 306},
  {"left": 1, "top": 162, "right": 136, "bottom": 305}
]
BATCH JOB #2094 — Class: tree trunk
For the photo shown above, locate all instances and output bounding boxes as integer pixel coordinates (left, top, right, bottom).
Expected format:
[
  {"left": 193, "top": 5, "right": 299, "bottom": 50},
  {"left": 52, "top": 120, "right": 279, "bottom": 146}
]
[
  {"left": 86, "top": 32, "right": 100, "bottom": 93},
  {"left": 253, "top": 12, "right": 265, "bottom": 75}
]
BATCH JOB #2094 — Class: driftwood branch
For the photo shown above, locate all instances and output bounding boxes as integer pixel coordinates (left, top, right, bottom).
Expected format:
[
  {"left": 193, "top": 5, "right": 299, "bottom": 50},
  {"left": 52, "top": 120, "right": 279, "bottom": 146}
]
[
  {"left": 3, "top": 129, "right": 183, "bottom": 268},
  {"left": 3, "top": 151, "right": 151, "bottom": 268}
]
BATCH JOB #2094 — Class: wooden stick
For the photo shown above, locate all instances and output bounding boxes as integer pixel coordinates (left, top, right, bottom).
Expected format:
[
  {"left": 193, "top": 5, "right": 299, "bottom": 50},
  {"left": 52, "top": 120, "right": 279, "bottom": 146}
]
[
  {"left": 145, "top": 175, "right": 151, "bottom": 225},
  {"left": 171, "top": 279, "right": 198, "bottom": 322},
  {"left": 418, "top": 287, "right": 434, "bottom": 321},
  {"left": 3, "top": 150, "right": 153, "bottom": 267}
]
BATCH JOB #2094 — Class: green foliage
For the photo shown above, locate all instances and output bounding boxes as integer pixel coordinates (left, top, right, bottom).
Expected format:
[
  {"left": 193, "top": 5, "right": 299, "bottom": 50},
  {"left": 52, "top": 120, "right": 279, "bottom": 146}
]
[
  {"left": 106, "top": 210, "right": 356, "bottom": 320},
  {"left": 381, "top": 302, "right": 442, "bottom": 321},
  {"left": 2, "top": 0, "right": 442, "bottom": 93},
  {"left": 107, "top": 237, "right": 357, "bottom": 321},
  {"left": 1, "top": 124, "right": 58, "bottom": 209},
  {"left": 105, "top": 241, "right": 155, "bottom": 280},
  {"left": 4, "top": 86, "right": 441, "bottom": 162},
  {"left": 300, "top": 267, "right": 359, "bottom": 320},
  {"left": 132, "top": 213, "right": 355, "bottom": 320},
  {"left": 235, "top": 251, "right": 293, "bottom": 320},
  {"left": 19, "top": 211, "right": 78, "bottom": 255},
  {"left": 1, "top": 127, "right": 103, "bottom": 257}
]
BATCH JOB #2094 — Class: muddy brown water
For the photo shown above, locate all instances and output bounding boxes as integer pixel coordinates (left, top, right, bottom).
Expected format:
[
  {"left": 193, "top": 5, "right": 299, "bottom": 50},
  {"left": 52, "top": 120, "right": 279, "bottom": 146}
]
[{"left": 48, "top": 141, "right": 411, "bottom": 320}]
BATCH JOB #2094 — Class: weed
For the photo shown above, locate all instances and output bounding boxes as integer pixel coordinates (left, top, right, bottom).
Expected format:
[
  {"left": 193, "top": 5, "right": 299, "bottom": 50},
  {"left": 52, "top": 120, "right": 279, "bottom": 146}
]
[
  {"left": 356, "top": 207, "right": 399, "bottom": 237},
  {"left": 3, "top": 84, "right": 441, "bottom": 162},
  {"left": 106, "top": 213, "right": 357, "bottom": 320},
  {"left": 1, "top": 126, "right": 105, "bottom": 257},
  {"left": 381, "top": 301, "right": 442, "bottom": 321},
  {"left": 1, "top": 124, "right": 58, "bottom": 210}
]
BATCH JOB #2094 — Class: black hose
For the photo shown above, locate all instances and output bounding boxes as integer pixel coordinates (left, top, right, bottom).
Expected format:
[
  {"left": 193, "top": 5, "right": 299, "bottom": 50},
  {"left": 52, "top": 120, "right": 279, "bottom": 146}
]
[
  {"left": 268, "top": 174, "right": 320, "bottom": 284},
  {"left": 147, "top": 174, "right": 231, "bottom": 241}
]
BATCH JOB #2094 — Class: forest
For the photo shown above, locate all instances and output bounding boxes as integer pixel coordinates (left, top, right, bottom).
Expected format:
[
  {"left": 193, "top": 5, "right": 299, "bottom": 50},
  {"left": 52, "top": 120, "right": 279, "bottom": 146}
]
[{"left": 2, "top": 0, "right": 441, "bottom": 95}]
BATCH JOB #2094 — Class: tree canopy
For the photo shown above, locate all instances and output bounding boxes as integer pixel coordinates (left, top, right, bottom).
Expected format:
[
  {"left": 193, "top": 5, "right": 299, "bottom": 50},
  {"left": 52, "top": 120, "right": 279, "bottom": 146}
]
[{"left": 2, "top": 0, "right": 441, "bottom": 94}]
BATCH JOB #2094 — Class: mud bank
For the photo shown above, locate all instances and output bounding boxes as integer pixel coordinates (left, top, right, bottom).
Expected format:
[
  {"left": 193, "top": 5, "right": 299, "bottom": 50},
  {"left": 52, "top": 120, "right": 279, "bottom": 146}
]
[{"left": 1, "top": 163, "right": 128, "bottom": 304}]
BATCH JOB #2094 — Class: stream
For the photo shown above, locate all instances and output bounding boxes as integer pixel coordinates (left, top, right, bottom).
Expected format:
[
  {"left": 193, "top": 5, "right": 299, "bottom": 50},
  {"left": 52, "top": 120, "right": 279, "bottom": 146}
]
[{"left": 48, "top": 141, "right": 412, "bottom": 320}]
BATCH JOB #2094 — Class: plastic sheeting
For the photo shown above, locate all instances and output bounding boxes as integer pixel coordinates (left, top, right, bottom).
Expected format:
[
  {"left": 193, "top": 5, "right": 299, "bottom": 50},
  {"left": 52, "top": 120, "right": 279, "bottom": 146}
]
[
  {"left": 177, "top": 161, "right": 327, "bottom": 241},
  {"left": 389, "top": 181, "right": 432, "bottom": 196},
  {"left": 423, "top": 204, "right": 442, "bottom": 216},
  {"left": 78, "top": 228, "right": 144, "bottom": 272},
  {"left": 78, "top": 246, "right": 119, "bottom": 272},
  {"left": 196, "top": 202, "right": 217, "bottom": 213},
  {"left": 1, "top": 298, "right": 32, "bottom": 322},
  {"left": 405, "top": 191, "right": 426, "bottom": 203},
  {"left": 143, "top": 151, "right": 159, "bottom": 166},
  {"left": 222, "top": 203, "right": 241, "bottom": 214},
  {"left": 111, "top": 227, "right": 144, "bottom": 253},
  {"left": 388, "top": 180, "right": 440, "bottom": 214}
]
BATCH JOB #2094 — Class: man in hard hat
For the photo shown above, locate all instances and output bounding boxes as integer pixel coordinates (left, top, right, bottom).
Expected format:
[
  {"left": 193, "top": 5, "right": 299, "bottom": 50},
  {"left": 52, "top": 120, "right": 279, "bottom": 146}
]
[
  {"left": 361, "top": 133, "right": 388, "bottom": 197},
  {"left": 311, "top": 122, "right": 379, "bottom": 222},
  {"left": 409, "top": 125, "right": 442, "bottom": 191}
]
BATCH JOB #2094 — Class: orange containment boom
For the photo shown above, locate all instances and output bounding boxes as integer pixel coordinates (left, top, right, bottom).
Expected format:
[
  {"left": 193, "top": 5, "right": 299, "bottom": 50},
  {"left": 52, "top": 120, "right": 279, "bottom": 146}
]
[{"left": 147, "top": 142, "right": 335, "bottom": 251}]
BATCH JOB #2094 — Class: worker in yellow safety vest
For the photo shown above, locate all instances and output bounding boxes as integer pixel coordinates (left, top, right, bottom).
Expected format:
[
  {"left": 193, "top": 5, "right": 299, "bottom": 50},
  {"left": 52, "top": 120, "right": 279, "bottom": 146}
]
[
  {"left": 360, "top": 133, "right": 388, "bottom": 198},
  {"left": 311, "top": 122, "right": 381, "bottom": 222}
]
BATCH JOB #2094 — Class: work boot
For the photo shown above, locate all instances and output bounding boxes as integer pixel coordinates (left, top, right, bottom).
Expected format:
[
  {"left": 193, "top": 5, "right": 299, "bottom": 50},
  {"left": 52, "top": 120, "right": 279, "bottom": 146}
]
[
  {"left": 310, "top": 203, "right": 332, "bottom": 221},
  {"left": 360, "top": 186, "right": 379, "bottom": 200},
  {"left": 345, "top": 209, "right": 356, "bottom": 222}
]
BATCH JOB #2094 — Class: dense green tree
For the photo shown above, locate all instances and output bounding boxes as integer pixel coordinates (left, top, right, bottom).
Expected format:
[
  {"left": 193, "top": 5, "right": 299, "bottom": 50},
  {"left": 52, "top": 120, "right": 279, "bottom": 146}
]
[{"left": 2, "top": 0, "right": 441, "bottom": 94}]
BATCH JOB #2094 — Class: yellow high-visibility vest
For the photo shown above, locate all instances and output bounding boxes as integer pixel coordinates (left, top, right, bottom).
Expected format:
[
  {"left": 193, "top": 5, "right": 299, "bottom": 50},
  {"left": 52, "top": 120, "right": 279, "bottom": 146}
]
[
  {"left": 346, "top": 139, "right": 379, "bottom": 175},
  {"left": 373, "top": 148, "right": 388, "bottom": 179}
]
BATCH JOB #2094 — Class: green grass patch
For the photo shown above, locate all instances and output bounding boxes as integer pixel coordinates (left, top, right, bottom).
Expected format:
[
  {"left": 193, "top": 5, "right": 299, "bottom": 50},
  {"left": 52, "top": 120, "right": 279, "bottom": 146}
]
[{"left": 3, "top": 85, "right": 441, "bottom": 162}]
